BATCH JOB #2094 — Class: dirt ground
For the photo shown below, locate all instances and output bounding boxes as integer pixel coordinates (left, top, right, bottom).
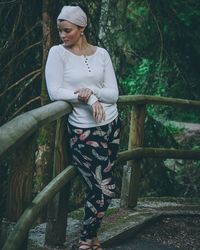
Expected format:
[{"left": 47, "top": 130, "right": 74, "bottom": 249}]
[
  {"left": 105, "top": 215, "right": 200, "bottom": 250},
  {"left": 135, "top": 215, "right": 200, "bottom": 250}
]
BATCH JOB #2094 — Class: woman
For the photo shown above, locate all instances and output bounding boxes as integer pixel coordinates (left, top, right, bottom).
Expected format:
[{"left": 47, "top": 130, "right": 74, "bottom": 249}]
[{"left": 45, "top": 3, "right": 120, "bottom": 250}]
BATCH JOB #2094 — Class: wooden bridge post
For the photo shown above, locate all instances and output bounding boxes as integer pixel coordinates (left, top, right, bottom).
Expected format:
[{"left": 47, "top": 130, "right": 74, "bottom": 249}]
[
  {"left": 120, "top": 104, "right": 146, "bottom": 208},
  {"left": 0, "top": 133, "right": 37, "bottom": 249},
  {"left": 45, "top": 117, "right": 72, "bottom": 247}
]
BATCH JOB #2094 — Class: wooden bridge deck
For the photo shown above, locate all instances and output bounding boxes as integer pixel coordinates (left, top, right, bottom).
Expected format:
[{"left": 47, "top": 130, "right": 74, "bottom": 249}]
[{"left": 28, "top": 198, "right": 200, "bottom": 250}]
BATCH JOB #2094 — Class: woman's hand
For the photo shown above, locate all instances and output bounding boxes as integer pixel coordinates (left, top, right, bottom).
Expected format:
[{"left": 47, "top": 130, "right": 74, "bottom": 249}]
[
  {"left": 92, "top": 101, "right": 105, "bottom": 123},
  {"left": 74, "top": 88, "right": 92, "bottom": 103}
]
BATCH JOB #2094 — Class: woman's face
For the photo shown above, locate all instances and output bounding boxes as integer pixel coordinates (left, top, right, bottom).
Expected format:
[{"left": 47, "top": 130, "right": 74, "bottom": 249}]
[{"left": 57, "top": 20, "right": 84, "bottom": 47}]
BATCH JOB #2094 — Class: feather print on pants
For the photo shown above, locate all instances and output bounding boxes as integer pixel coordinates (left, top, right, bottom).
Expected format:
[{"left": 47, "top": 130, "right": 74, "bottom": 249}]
[{"left": 67, "top": 116, "right": 121, "bottom": 241}]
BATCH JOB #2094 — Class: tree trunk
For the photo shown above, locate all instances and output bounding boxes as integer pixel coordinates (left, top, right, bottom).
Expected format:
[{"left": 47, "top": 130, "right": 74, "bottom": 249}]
[
  {"left": 41, "top": 0, "right": 52, "bottom": 106},
  {"left": 98, "top": 0, "right": 129, "bottom": 89},
  {"left": 34, "top": 0, "right": 55, "bottom": 223}
]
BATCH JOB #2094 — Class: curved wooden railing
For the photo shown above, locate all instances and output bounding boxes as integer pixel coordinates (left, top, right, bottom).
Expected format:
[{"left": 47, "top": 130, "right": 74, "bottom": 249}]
[{"left": 0, "top": 95, "right": 200, "bottom": 250}]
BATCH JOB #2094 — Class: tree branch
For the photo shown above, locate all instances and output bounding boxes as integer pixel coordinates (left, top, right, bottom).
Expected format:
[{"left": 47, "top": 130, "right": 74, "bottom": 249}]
[
  {"left": 9, "top": 96, "right": 41, "bottom": 119},
  {"left": 0, "top": 41, "right": 42, "bottom": 74},
  {"left": 0, "top": 69, "right": 41, "bottom": 97}
]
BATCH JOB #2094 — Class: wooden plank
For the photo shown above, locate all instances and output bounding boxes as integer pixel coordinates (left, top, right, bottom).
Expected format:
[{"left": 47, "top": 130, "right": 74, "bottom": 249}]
[
  {"left": 118, "top": 95, "right": 200, "bottom": 107},
  {"left": 117, "top": 147, "right": 200, "bottom": 161},
  {"left": 0, "top": 101, "right": 72, "bottom": 161},
  {"left": 120, "top": 105, "right": 146, "bottom": 208},
  {"left": 1, "top": 95, "right": 199, "bottom": 161},
  {"left": 45, "top": 117, "right": 71, "bottom": 246}
]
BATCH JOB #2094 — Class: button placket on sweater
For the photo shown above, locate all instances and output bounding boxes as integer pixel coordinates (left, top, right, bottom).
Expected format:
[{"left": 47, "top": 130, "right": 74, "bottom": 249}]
[{"left": 84, "top": 56, "right": 91, "bottom": 72}]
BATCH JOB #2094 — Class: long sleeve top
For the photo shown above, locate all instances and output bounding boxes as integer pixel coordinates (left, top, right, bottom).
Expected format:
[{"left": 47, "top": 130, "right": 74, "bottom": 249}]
[{"left": 45, "top": 44, "right": 119, "bottom": 128}]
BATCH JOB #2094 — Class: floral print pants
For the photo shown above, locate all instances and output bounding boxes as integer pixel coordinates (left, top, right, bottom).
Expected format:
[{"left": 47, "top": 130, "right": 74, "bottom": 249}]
[{"left": 67, "top": 117, "right": 121, "bottom": 241}]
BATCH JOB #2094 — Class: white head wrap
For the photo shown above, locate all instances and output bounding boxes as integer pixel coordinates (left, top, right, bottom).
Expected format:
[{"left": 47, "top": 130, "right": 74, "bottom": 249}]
[{"left": 57, "top": 6, "right": 87, "bottom": 27}]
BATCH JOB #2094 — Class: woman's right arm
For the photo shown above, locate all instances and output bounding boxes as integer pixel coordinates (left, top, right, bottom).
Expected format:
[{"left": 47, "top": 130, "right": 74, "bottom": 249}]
[{"left": 45, "top": 46, "right": 79, "bottom": 102}]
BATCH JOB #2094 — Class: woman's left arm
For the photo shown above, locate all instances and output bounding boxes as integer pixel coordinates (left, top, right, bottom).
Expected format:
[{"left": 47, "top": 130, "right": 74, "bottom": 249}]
[{"left": 91, "top": 50, "right": 119, "bottom": 104}]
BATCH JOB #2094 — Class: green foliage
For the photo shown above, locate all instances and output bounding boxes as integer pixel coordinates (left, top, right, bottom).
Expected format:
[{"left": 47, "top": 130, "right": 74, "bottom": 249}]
[
  {"left": 121, "top": 0, "right": 200, "bottom": 121},
  {"left": 170, "top": 110, "right": 200, "bottom": 123},
  {"left": 68, "top": 175, "right": 87, "bottom": 211},
  {"left": 173, "top": 160, "right": 200, "bottom": 197},
  {"left": 0, "top": 162, "right": 9, "bottom": 220},
  {"left": 122, "top": 58, "right": 151, "bottom": 94},
  {"left": 164, "top": 122, "right": 185, "bottom": 135},
  {"left": 138, "top": 114, "right": 178, "bottom": 197},
  {"left": 120, "top": 0, "right": 200, "bottom": 174},
  {"left": 0, "top": 156, "right": 13, "bottom": 220},
  {"left": 127, "top": 3, "right": 148, "bottom": 22},
  {"left": 69, "top": 206, "right": 119, "bottom": 220}
]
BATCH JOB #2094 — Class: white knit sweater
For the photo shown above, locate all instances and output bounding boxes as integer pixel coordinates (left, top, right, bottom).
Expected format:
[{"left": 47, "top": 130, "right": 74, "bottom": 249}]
[{"left": 45, "top": 45, "right": 118, "bottom": 128}]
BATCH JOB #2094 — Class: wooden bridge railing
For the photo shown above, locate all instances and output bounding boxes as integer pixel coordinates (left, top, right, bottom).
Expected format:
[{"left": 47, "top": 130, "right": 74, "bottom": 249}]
[{"left": 0, "top": 95, "right": 200, "bottom": 250}]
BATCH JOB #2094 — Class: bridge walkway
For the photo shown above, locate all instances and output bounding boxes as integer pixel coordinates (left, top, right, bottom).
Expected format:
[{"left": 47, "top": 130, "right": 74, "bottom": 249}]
[{"left": 28, "top": 198, "right": 200, "bottom": 250}]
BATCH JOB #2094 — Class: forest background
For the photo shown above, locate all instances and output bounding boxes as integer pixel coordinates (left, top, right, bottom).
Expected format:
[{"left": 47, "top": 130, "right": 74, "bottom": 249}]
[{"left": 0, "top": 0, "right": 200, "bottom": 217}]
